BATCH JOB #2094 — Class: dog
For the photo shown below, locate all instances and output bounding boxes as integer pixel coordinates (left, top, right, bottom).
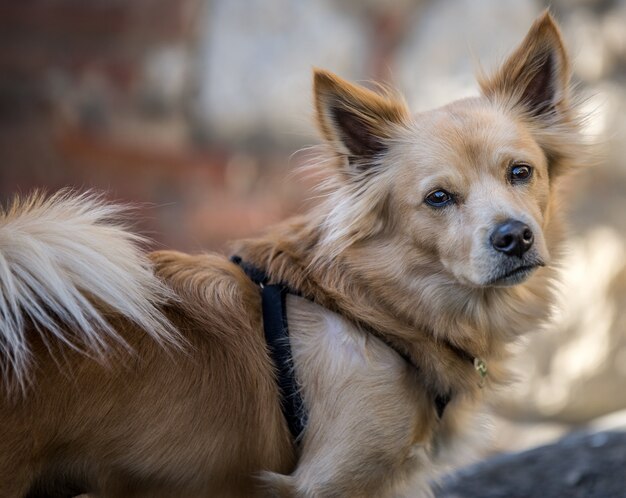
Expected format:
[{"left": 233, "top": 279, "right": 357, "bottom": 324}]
[{"left": 0, "top": 11, "right": 587, "bottom": 498}]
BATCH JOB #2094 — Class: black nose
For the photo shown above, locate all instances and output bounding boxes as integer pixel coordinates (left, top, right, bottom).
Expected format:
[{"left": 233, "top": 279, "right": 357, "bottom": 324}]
[{"left": 490, "top": 219, "right": 534, "bottom": 258}]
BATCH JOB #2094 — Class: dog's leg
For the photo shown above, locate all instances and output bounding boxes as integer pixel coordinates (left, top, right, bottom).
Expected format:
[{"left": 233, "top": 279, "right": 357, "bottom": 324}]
[
  {"left": 257, "top": 472, "right": 297, "bottom": 498},
  {"left": 260, "top": 440, "right": 431, "bottom": 498}
]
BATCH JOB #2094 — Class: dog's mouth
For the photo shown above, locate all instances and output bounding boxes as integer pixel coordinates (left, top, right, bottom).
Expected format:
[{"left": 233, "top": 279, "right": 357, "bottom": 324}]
[{"left": 487, "top": 262, "right": 544, "bottom": 287}]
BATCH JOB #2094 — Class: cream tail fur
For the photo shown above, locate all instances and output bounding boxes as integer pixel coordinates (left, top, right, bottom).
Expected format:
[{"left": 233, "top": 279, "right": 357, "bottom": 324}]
[{"left": 0, "top": 190, "right": 179, "bottom": 390}]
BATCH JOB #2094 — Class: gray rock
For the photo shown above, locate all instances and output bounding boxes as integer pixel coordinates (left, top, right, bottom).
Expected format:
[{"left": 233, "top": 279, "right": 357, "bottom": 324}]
[{"left": 435, "top": 430, "right": 626, "bottom": 498}]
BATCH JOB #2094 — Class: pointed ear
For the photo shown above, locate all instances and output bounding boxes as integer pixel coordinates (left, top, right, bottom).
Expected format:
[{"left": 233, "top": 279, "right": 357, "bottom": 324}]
[
  {"left": 479, "top": 11, "right": 571, "bottom": 120},
  {"left": 313, "top": 69, "right": 409, "bottom": 166}
]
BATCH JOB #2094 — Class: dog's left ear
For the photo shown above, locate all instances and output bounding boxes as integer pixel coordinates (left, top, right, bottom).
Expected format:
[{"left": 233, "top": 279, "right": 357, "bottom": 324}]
[
  {"left": 314, "top": 69, "right": 409, "bottom": 168},
  {"left": 479, "top": 11, "right": 571, "bottom": 121}
]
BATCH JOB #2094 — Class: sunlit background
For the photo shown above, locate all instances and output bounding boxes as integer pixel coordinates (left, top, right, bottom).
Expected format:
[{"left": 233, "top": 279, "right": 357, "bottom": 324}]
[{"left": 1, "top": 0, "right": 625, "bottom": 470}]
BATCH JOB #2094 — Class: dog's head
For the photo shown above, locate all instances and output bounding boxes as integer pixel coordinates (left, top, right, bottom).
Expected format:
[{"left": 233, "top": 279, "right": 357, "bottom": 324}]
[{"left": 313, "top": 12, "right": 583, "bottom": 289}]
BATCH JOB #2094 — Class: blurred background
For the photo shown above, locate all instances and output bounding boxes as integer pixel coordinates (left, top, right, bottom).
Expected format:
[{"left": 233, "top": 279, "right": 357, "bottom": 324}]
[{"left": 0, "top": 0, "right": 625, "bottom": 473}]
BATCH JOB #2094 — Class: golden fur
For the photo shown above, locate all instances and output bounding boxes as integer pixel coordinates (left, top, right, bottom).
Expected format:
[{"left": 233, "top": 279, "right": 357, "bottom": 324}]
[{"left": 0, "top": 12, "right": 588, "bottom": 497}]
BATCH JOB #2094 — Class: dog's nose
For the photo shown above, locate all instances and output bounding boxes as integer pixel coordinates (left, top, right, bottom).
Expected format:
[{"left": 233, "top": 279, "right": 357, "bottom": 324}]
[{"left": 490, "top": 219, "right": 534, "bottom": 258}]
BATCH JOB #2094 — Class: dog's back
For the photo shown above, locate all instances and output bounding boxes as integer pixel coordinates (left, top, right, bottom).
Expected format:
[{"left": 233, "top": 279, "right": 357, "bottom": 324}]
[{"left": 0, "top": 193, "right": 293, "bottom": 497}]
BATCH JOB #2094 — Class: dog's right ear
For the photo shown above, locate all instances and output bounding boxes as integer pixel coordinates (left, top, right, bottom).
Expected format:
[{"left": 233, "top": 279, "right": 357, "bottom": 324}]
[{"left": 313, "top": 69, "right": 409, "bottom": 168}]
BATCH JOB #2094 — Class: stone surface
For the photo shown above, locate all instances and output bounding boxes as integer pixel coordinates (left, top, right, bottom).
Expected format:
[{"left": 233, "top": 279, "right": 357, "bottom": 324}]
[{"left": 435, "top": 429, "right": 626, "bottom": 498}]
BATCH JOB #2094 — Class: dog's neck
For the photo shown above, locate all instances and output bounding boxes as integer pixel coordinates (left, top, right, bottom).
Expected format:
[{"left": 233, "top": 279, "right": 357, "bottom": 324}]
[{"left": 231, "top": 213, "right": 559, "bottom": 397}]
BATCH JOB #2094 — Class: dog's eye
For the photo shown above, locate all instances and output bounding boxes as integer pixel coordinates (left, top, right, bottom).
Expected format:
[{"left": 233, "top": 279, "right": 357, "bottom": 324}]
[
  {"left": 425, "top": 189, "right": 453, "bottom": 207},
  {"left": 509, "top": 163, "right": 533, "bottom": 183}
]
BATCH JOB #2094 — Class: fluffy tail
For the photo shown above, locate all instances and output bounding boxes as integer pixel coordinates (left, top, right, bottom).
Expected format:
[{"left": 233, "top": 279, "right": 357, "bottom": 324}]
[{"left": 0, "top": 190, "right": 180, "bottom": 390}]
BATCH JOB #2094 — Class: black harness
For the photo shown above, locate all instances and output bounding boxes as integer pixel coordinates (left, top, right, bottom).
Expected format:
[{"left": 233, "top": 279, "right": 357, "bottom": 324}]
[
  {"left": 231, "top": 256, "right": 307, "bottom": 441},
  {"left": 231, "top": 256, "right": 456, "bottom": 444}
]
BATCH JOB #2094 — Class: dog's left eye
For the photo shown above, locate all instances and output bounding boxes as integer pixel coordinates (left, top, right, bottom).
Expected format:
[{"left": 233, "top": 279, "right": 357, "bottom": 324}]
[
  {"left": 509, "top": 163, "right": 533, "bottom": 183},
  {"left": 425, "top": 189, "right": 453, "bottom": 207}
]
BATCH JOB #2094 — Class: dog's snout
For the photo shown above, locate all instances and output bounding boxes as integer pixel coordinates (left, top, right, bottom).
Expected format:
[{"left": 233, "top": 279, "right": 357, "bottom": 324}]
[{"left": 490, "top": 219, "right": 534, "bottom": 258}]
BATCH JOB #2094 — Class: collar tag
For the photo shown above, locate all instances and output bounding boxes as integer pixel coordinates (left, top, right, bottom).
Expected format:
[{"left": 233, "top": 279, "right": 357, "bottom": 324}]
[{"left": 474, "top": 357, "right": 488, "bottom": 387}]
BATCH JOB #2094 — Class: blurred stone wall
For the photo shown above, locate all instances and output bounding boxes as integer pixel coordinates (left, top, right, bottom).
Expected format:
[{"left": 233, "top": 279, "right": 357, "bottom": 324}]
[{"left": 0, "top": 0, "right": 303, "bottom": 251}]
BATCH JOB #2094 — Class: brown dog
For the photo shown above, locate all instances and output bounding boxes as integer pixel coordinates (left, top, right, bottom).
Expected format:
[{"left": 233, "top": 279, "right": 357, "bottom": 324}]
[{"left": 0, "top": 12, "right": 587, "bottom": 498}]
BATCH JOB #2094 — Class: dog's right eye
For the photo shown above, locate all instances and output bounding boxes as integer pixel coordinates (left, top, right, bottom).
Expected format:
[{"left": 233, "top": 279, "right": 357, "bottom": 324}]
[{"left": 425, "top": 189, "right": 453, "bottom": 207}]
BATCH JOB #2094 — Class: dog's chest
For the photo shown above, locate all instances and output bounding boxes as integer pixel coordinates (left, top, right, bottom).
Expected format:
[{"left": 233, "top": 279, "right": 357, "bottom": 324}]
[{"left": 284, "top": 295, "right": 446, "bottom": 495}]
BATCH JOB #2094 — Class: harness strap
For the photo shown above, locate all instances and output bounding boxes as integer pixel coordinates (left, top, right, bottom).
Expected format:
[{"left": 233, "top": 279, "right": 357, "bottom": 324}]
[
  {"left": 231, "top": 256, "right": 306, "bottom": 442},
  {"left": 231, "top": 256, "right": 454, "bottom": 444}
]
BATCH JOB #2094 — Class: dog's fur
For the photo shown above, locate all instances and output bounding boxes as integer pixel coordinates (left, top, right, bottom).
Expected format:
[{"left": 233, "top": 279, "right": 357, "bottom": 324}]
[{"left": 0, "top": 12, "right": 588, "bottom": 498}]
